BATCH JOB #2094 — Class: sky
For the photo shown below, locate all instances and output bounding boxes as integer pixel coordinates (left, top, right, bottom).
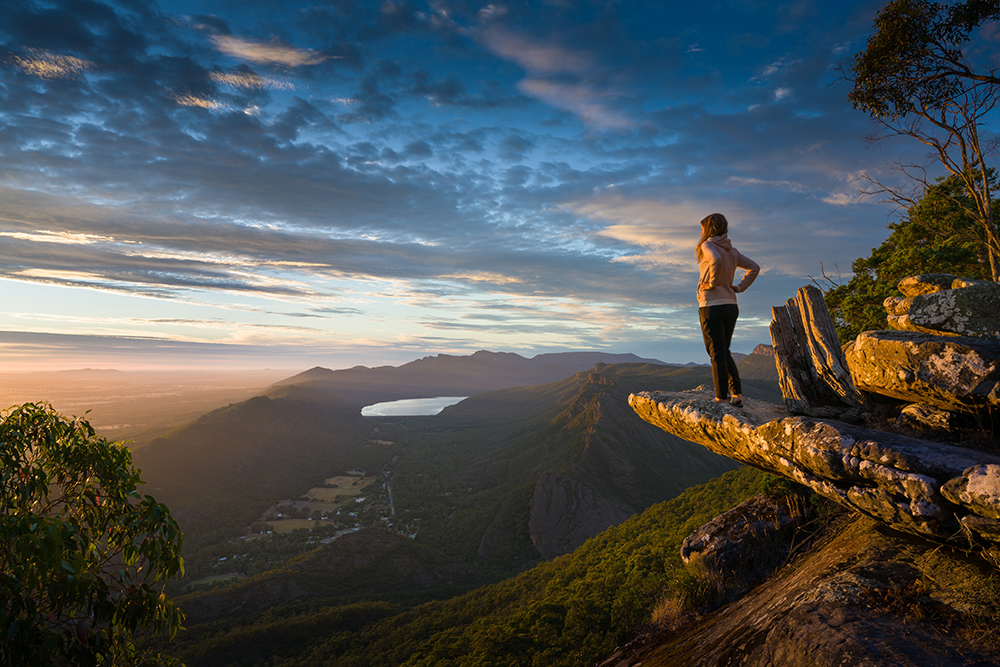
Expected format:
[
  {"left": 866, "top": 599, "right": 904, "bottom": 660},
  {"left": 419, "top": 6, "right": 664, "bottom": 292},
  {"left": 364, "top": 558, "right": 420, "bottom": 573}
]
[{"left": 0, "top": 0, "right": 983, "bottom": 371}]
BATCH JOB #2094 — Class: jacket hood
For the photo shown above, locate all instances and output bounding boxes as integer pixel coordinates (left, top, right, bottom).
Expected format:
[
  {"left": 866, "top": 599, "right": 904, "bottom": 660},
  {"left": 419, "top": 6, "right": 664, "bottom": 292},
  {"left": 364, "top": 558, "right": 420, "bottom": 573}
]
[{"left": 708, "top": 234, "right": 732, "bottom": 251}]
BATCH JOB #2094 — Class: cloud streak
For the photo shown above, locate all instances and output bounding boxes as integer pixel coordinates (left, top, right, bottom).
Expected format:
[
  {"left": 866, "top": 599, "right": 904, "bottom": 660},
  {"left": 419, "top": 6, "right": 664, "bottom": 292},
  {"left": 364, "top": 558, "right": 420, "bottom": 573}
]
[{"left": 210, "top": 35, "right": 332, "bottom": 67}]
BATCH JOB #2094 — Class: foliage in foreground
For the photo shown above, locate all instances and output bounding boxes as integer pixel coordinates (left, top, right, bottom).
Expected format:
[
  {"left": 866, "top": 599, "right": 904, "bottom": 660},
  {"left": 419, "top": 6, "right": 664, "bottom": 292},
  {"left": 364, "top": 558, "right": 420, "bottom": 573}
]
[{"left": 0, "top": 403, "right": 185, "bottom": 667}]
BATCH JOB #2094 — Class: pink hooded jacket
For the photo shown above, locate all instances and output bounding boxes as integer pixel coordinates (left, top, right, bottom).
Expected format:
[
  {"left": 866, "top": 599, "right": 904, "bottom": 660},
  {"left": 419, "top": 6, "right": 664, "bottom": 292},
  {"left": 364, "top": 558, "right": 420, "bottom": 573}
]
[{"left": 697, "top": 235, "right": 759, "bottom": 307}]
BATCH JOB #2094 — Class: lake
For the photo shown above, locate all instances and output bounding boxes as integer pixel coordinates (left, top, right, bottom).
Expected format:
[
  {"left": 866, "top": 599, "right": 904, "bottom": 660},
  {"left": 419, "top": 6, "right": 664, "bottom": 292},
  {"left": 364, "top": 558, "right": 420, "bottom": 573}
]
[{"left": 361, "top": 396, "right": 468, "bottom": 417}]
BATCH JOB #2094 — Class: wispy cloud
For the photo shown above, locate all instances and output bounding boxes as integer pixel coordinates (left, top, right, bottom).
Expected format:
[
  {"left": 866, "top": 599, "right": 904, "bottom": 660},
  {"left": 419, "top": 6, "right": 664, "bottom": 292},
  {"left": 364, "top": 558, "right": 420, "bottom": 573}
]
[
  {"left": 480, "top": 28, "right": 594, "bottom": 76},
  {"left": 210, "top": 35, "right": 332, "bottom": 67},
  {"left": 209, "top": 70, "right": 294, "bottom": 90},
  {"left": 479, "top": 26, "right": 631, "bottom": 129},
  {"left": 518, "top": 79, "right": 632, "bottom": 130},
  {"left": 170, "top": 92, "right": 224, "bottom": 110},
  {"left": 8, "top": 48, "right": 93, "bottom": 79}
]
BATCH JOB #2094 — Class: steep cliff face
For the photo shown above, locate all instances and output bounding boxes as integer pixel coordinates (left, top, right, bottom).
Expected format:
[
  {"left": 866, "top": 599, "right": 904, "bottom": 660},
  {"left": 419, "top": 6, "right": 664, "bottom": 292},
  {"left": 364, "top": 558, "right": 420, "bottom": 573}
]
[
  {"left": 516, "top": 356, "right": 781, "bottom": 560},
  {"left": 516, "top": 366, "right": 747, "bottom": 559},
  {"left": 528, "top": 471, "right": 633, "bottom": 559}
]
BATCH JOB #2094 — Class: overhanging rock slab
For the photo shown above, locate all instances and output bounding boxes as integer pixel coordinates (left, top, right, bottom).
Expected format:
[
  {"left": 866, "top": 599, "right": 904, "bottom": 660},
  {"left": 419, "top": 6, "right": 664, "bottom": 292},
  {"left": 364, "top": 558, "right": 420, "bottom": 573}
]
[{"left": 628, "top": 389, "right": 1000, "bottom": 545}]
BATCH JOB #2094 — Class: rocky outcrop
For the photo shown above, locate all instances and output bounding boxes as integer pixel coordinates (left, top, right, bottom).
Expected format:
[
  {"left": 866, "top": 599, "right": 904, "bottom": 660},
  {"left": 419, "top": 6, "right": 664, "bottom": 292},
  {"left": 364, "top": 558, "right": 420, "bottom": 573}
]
[
  {"left": 630, "top": 278, "right": 1000, "bottom": 553},
  {"left": 910, "top": 282, "right": 1000, "bottom": 338},
  {"left": 617, "top": 277, "right": 1000, "bottom": 666},
  {"left": 628, "top": 389, "right": 1000, "bottom": 550},
  {"left": 848, "top": 273, "right": 1000, "bottom": 415},
  {"left": 900, "top": 273, "right": 963, "bottom": 296},
  {"left": 942, "top": 464, "right": 1000, "bottom": 519},
  {"left": 769, "top": 285, "right": 862, "bottom": 420},
  {"left": 885, "top": 273, "right": 1000, "bottom": 338},
  {"left": 845, "top": 329, "right": 1000, "bottom": 413},
  {"left": 599, "top": 514, "right": 1000, "bottom": 667},
  {"left": 899, "top": 402, "right": 955, "bottom": 430},
  {"left": 680, "top": 493, "right": 813, "bottom": 602}
]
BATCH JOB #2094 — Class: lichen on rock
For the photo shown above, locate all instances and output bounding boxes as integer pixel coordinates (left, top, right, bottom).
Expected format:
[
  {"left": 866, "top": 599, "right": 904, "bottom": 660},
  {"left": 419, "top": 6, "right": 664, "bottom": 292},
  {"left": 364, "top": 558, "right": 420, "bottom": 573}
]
[{"left": 845, "top": 329, "right": 1000, "bottom": 413}]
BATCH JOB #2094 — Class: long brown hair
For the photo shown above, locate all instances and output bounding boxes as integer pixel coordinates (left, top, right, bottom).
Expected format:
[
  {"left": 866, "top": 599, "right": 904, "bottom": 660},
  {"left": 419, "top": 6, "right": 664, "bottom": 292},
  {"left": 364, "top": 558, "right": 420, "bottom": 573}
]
[{"left": 695, "top": 213, "right": 728, "bottom": 260}]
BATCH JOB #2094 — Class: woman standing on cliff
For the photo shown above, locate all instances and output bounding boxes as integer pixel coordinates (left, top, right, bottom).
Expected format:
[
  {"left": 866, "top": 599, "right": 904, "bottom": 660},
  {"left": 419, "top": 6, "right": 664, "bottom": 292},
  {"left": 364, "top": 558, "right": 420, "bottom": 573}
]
[{"left": 696, "top": 213, "right": 759, "bottom": 407}]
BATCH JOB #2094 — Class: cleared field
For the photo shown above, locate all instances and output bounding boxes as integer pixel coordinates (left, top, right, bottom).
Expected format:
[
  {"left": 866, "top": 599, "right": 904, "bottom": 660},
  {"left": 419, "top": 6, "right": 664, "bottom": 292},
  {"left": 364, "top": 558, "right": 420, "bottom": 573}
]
[
  {"left": 253, "top": 475, "right": 378, "bottom": 532},
  {"left": 268, "top": 519, "right": 335, "bottom": 533},
  {"left": 323, "top": 475, "right": 375, "bottom": 489},
  {"left": 306, "top": 487, "right": 348, "bottom": 502},
  {"left": 308, "top": 476, "right": 376, "bottom": 503}
]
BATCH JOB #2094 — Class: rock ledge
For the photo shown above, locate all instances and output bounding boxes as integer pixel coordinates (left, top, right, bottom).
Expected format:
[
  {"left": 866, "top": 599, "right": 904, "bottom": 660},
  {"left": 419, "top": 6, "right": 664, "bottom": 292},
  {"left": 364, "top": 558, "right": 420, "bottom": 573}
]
[{"left": 628, "top": 389, "right": 1000, "bottom": 551}]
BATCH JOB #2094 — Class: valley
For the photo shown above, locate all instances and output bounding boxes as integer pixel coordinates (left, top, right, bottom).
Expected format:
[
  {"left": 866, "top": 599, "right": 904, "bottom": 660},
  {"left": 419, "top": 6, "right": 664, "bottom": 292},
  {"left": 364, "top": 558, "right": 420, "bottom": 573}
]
[{"left": 118, "top": 350, "right": 786, "bottom": 666}]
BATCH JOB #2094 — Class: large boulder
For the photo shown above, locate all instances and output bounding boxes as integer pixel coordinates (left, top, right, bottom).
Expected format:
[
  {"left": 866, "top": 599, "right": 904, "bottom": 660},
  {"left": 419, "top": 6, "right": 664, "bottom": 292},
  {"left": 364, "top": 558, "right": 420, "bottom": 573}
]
[
  {"left": 680, "top": 493, "right": 813, "bottom": 601},
  {"left": 942, "top": 464, "right": 1000, "bottom": 520},
  {"left": 909, "top": 282, "right": 1000, "bottom": 339},
  {"left": 898, "top": 273, "right": 960, "bottom": 296},
  {"left": 628, "top": 389, "right": 1000, "bottom": 548},
  {"left": 605, "top": 514, "right": 1000, "bottom": 667},
  {"left": 883, "top": 273, "right": 1000, "bottom": 337},
  {"left": 845, "top": 330, "right": 1000, "bottom": 413}
]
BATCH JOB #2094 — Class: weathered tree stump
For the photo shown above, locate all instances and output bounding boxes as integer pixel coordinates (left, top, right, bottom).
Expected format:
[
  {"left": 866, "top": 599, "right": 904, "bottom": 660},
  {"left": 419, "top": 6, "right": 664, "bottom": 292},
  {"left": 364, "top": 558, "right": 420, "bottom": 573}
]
[{"left": 769, "top": 285, "right": 862, "bottom": 420}]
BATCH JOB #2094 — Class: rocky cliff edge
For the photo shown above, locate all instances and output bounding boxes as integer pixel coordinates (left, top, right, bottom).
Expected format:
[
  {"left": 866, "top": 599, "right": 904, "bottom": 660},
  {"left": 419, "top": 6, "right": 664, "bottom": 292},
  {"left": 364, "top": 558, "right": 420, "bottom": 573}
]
[{"left": 628, "top": 390, "right": 1000, "bottom": 558}]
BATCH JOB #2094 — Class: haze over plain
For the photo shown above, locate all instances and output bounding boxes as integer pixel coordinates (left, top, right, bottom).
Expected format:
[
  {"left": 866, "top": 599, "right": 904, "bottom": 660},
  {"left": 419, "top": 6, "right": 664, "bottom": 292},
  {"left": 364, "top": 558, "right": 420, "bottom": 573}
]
[{"left": 0, "top": 0, "right": 937, "bottom": 370}]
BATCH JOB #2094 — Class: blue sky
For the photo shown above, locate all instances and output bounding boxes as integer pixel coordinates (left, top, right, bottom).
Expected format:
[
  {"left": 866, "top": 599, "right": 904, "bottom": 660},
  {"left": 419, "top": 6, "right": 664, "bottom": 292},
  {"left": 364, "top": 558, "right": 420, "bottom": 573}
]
[{"left": 0, "top": 0, "right": 971, "bottom": 370}]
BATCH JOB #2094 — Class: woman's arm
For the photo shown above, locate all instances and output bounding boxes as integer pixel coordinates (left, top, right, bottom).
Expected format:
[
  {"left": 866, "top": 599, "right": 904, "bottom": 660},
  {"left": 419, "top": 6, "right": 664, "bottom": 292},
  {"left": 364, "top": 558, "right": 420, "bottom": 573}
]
[{"left": 733, "top": 253, "right": 759, "bottom": 293}]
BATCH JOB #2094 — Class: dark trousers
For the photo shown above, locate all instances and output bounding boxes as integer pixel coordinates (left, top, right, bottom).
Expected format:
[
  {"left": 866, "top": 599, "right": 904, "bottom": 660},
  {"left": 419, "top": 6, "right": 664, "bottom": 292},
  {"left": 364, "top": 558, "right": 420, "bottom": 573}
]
[{"left": 699, "top": 304, "right": 741, "bottom": 400}]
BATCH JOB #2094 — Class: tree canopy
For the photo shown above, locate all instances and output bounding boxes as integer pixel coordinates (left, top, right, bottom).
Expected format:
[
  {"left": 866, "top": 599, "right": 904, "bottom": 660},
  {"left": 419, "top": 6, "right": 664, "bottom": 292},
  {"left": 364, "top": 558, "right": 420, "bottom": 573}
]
[
  {"left": 0, "top": 403, "right": 184, "bottom": 666},
  {"left": 823, "top": 172, "right": 995, "bottom": 341},
  {"left": 849, "top": 0, "right": 1000, "bottom": 278},
  {"left": 849, "top": 0, "right": 1000, "bottom": 119}
]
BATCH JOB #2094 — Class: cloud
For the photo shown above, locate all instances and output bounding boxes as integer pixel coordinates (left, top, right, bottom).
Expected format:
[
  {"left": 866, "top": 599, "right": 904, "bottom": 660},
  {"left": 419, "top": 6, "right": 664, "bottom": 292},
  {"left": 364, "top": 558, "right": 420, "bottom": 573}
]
[
  {"left": 479, "top": 26, "right": 631, "bottom": 129},
  {"left": 170, "top": 92, "right": 223, "bottom": 109},
  {"left": 569, "top": 197, "right": 717, "bottom": 270},
  {"left": 822, "top": 191, "right": 864, "bottom": 205},
  {"left": 209, "top": 70, "right": 294, "bottom": 90},
  {"left": 210, "top": 35, "right": 332, "bottom": 67},
  {"left": 480, "top": 27, "right": 593, "bottom": 76},
  {"left": 518, "top": 79, "right": 631, "bottom": 130},
  {"left": 8, "top": 48, "right": 94, "bottom": 79},
  {"left": 0, "top": 0, "right": 931, "bottom": 369}
]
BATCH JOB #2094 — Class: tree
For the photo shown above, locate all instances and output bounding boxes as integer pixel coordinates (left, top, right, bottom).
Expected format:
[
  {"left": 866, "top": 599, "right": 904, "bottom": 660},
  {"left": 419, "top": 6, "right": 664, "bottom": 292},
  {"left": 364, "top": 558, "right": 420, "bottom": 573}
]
[
  {"left": 849, "top": 0, "right": 1000, "bottom": 277},
  {"left": 0, "top": 403, "right": 185, "bottom": 666},
  {"left": 822, "top": 172, "right": 996, "bottom": 341},
  {"left": 850, "top": 0, "right": 1000, "bottom": 117}
]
